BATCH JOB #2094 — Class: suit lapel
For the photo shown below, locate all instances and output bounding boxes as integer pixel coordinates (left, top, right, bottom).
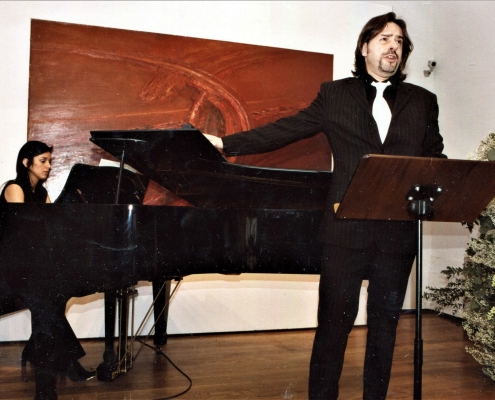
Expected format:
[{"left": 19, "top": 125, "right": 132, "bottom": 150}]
[
  {"left": 391, "top": 82, "right": 413, "bottom": 119},
  {"left": 346, "top": 78, "right": 382, "bottom": 148},
  {"left": 380, "top": 82, "right": 414, "bottom": 146},
  {"left": 346, "top": 78, "right": 372, "bottom": 117}
]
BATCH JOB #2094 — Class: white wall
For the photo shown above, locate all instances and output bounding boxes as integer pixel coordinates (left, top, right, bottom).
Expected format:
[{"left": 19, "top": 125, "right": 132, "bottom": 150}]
[
  {"left": 390, "top": 1, "right": 493, "bottom": 304},
  {"left": 0, "top": 1, "right": 489, "bottom": 340}
]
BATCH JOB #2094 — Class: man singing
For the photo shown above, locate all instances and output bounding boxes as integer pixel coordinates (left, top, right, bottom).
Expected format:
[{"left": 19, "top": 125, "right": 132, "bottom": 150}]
[{"left": 205, "top": 12, "right": 446, "bottom": 399}]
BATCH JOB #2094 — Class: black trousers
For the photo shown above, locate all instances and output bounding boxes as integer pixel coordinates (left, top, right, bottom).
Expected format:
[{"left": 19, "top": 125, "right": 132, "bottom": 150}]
[
  {"left": 18, "top": 290, "right": 85, "bottom": 372},
  {"left": 308, "top": 244, "right": 415, "bottom": 400}
]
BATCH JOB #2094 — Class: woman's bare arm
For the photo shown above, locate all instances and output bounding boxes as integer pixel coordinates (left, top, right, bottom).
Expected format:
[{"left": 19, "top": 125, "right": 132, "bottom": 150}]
[{"left": 4, "top": 184, "right": 25, "bottom": 203}]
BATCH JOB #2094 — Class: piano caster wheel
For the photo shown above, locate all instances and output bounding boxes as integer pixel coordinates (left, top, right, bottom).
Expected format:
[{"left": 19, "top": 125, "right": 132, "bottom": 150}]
[
  {"left": 96, "top": 361, "right": 118, "bottom": 382},
  {"left": 153, "top": 337, "right": 167, "bottom": 347}
]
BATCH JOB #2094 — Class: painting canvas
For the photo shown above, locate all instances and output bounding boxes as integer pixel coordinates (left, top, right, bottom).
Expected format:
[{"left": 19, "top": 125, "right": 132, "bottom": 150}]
[{"left": 28, "top": 19, "right": 333, "bottom": 204}]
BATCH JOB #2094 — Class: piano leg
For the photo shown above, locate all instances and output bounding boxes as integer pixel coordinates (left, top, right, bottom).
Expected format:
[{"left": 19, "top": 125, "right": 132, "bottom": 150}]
[
  {"left": 153, "top": 279, "right": 171, "bottom": 347},
  {"left": 97, "top": 292, "right": 118, "bottom": 381},
  {"left": 97, "top": 288, "right": 137, "bottom": 381}
]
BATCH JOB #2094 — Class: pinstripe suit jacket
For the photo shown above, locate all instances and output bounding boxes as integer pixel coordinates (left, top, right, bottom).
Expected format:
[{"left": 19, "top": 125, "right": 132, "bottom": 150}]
[{"left": 223, "top": 77, "right": 446, "bottom": 254}]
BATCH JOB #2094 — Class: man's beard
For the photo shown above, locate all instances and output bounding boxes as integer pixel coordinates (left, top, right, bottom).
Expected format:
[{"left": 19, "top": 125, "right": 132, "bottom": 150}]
[{"left": 379, "top": 56, "right": 399, "bottom": 75}]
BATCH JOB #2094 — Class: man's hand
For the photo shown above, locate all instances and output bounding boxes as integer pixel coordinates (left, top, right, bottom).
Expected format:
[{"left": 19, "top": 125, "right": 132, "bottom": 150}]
[{"left": 203, "top": 133, "right": 224, "bottom": 151}]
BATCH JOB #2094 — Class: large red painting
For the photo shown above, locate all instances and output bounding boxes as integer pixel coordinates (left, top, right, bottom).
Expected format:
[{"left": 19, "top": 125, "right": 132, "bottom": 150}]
[{"left": 28, "top": 19, "right": 333, "bottom": 205}]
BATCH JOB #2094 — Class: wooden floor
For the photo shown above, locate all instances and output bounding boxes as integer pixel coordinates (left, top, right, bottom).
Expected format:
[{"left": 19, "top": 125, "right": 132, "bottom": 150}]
[{"left": 1, "top": 312, "right": 495, "bottom": 399}]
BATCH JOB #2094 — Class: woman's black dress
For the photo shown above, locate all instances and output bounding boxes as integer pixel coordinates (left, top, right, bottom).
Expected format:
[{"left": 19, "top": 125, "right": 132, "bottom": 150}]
[{"left": 0, "top": 181, "right": 85, "bottom": 372}]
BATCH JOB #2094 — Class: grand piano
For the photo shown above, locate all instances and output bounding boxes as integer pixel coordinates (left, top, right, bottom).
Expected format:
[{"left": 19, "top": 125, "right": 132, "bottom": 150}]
[{"left": 0, "top": 126, "right": 331, "bottom": 379}]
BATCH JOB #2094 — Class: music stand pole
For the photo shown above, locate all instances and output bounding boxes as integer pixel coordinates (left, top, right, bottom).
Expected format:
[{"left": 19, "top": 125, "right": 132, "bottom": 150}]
[
  {"left": 414, "top": 209, "right": 424, "bottom": 400},
  {"left": 115, "top": 149, "right": 125, "bottom": 204},
  {"left": 406, "top": 185, "right": 442, "bottom": 400}
]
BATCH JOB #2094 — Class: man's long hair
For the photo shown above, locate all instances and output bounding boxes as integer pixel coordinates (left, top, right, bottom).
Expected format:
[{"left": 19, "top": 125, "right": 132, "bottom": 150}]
[{"left": 352, "top": 12, "right": 414, "bottom": 81}]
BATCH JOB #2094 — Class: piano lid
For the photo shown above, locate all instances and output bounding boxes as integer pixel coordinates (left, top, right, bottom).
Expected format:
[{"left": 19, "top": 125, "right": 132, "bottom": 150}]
[
  {"left": 54, "top": 164, "right": 149, "bottom": 205},
  {"left": 90, "top": 126, "right": 332, "bottom": 209}
]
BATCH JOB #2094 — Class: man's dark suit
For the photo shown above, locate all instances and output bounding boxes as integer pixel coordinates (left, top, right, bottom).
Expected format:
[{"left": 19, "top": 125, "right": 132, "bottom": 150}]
[
  {"left": 222, "top": 77, "right": 446, "bottom": 399},
  {"left": 223, "top": 77, "right": 445, "bottom": 253}
]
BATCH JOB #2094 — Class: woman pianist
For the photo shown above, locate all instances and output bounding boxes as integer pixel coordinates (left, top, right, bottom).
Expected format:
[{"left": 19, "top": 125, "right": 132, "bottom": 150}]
[{"left": 0, "top": 141, "right": 94, "bottom": 399}]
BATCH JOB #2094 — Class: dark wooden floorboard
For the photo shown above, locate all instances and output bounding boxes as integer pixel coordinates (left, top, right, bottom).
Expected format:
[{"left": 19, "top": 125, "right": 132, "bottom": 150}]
[{"left": 1, "top": 313, "right": 495, "bottom": 399}]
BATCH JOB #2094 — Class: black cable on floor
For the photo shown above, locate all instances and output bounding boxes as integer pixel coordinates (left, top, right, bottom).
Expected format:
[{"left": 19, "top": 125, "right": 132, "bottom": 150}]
[{"left": 137, "top": 339, "right": 192, "bottom": 399}]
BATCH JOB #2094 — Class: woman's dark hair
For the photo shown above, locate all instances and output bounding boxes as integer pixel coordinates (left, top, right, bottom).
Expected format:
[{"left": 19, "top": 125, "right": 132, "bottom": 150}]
[
  {"left": 15, "top": 140, "right": 53, "bottom": 190},
  {"left": 352, "top": 12, "right": 413, "bottom": 81}
]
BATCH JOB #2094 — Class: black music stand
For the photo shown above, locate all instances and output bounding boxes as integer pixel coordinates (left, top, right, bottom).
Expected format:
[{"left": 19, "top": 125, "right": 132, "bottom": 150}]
[{"left": 335, "top": 154, "right": 495, "bottom": 400}]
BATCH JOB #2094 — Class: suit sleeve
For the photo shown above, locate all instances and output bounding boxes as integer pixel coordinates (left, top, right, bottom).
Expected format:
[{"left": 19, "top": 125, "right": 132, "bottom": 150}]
[
  {"left": 222, "top": 85, "right": 327, "bottom": 156},
  {"left": 422, "top": 93, "right": 447, "bottom": 158}
]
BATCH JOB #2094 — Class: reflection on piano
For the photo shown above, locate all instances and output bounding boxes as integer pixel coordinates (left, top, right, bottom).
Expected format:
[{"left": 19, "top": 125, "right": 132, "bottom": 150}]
[
  {"left": 0, "top": 164, "right": 149, "bottom": 316},
  {"left": 55, "top": 163, "right": 149, "bottom": 205},
  {"left": 89, "top": 125, "right": 332, "bottom": 209},
  {"left": 0, "top": 126, "right": 331, "bottom": 380}
]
